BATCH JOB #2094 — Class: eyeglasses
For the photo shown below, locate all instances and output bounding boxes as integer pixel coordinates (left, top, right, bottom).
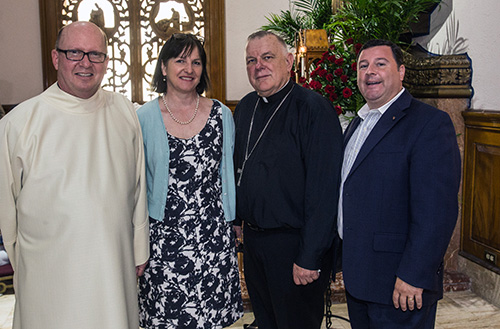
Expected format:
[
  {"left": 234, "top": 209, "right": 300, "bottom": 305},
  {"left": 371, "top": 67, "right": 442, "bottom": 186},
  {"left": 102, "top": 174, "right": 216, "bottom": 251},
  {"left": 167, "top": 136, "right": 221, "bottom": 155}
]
[{"left": 56, "top": 48, "right": 107, "bottom": 63}]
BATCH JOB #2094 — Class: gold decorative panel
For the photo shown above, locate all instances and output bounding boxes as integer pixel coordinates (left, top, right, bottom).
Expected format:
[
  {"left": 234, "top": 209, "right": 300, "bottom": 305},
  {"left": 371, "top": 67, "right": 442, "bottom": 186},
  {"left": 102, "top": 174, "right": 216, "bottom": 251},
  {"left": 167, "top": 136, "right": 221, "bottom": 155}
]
[{"left": 403, "top": 46, "right": 473, "bottom": 99}]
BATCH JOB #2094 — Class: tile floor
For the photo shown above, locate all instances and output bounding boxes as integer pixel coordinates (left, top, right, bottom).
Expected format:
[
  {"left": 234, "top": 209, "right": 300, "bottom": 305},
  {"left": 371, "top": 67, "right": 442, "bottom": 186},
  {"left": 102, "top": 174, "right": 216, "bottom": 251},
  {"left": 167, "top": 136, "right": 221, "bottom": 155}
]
[
  {"left": 1, "top": 290, "right": 499, "bottom": 329},
  {"left": 229, "top": 291, "right": 500, "bottom": 329}
]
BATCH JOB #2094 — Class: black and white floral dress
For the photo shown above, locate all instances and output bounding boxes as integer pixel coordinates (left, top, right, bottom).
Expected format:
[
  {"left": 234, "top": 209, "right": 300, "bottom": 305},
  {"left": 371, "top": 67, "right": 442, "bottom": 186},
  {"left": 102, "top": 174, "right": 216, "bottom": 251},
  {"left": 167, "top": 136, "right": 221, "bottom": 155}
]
[{"left": 139, "top": 101, "right": 243, "bottom": 329}]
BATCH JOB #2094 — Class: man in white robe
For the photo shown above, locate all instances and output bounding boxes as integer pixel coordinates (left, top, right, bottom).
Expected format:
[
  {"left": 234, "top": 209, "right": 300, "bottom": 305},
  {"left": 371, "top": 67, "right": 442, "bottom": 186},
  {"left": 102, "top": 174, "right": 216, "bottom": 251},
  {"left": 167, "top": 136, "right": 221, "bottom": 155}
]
[{"left": 0, "top": 21, "right": 149, "bottom": 329}]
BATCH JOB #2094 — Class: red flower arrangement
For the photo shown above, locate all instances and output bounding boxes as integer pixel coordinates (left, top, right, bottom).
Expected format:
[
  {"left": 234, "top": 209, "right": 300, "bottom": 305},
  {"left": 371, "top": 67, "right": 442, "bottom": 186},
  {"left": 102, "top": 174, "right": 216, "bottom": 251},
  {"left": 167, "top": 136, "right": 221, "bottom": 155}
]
[{"left": 302, "top": 38, "right": 364, "bottom": 116}]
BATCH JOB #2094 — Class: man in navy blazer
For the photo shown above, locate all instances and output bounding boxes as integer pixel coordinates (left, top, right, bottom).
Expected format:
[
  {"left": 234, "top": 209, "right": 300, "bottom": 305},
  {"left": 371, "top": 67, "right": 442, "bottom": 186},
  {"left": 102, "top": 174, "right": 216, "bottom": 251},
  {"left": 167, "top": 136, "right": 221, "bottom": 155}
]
[{"left": 338, "top": 39, "right": 461, "bottom": 328}]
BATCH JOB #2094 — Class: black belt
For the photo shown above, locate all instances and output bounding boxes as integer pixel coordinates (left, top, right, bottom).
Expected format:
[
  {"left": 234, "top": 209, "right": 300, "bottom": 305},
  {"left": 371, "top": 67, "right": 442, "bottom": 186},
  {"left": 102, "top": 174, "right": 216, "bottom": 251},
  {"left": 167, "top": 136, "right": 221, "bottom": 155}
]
[
  {"left": 245, "top": 221, "right": 297, "bottom": 232},
  {"left": 245, "top": 222, "right": 267, "bottom": 232}
]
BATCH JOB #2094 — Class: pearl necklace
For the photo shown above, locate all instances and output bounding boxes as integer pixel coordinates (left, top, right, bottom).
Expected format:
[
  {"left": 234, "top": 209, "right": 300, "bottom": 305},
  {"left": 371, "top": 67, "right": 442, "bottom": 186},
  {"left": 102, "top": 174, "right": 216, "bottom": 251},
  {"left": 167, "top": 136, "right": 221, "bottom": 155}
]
[{"left": 162, "top": 93, "right": 200, "bottom": 125}]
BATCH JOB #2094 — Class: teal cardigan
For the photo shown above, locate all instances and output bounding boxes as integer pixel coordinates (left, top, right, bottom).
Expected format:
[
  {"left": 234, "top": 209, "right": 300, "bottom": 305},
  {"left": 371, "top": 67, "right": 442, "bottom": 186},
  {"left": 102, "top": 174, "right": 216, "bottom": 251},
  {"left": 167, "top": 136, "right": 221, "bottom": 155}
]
[{"left": 137, "top": 98, "right": 236, "bottom": 222}]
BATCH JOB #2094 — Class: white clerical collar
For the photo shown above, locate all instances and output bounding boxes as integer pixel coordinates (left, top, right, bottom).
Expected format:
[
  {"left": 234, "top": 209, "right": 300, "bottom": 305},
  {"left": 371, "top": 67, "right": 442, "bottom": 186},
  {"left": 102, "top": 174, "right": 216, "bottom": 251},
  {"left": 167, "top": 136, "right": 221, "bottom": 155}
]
[
  {"left": 259, "top": 81, "right": 291, "bottom": 103},
  {"left": 358, "top": 87, "right": 405, "bottom": 119}
]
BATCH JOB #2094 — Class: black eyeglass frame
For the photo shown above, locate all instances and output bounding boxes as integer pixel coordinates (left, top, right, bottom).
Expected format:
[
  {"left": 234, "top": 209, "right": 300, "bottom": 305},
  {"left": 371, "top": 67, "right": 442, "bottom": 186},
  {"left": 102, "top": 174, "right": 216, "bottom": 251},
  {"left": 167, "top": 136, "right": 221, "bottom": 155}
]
[{"left": 56, "top": 48, "right": 108, "bottom": 63}]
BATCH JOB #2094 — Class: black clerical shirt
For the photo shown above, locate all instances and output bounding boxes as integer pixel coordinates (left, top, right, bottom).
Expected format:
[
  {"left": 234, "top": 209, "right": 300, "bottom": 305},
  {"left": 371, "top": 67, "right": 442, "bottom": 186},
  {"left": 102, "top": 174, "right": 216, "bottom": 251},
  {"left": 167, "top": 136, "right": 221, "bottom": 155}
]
[{"left": 233, "top": 80, "right": 343, "bottom": 269}]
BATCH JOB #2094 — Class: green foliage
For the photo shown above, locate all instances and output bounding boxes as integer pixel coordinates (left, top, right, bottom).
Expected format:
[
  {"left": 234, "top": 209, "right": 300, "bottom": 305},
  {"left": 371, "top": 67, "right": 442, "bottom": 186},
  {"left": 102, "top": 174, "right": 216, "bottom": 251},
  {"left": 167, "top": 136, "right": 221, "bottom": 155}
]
[
  {"left": 294, "top": 0, "right": 334, "bottom": 30},
  {"left": 262, "top": 0, "right": 334, "bottom": 47},
  {"left": 327, "top": 0, "right": 441, "bottom": 48},
  {"left": 262, "top": 10, "right": 305, "bottom": 47}
]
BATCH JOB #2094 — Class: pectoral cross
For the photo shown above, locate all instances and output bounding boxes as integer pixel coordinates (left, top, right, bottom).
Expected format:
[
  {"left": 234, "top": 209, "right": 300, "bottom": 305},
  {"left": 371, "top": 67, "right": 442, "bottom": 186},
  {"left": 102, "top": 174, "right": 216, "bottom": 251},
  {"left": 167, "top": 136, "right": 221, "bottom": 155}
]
[{"left": 236, "top": 167, "right": 243, "bottom": 186}]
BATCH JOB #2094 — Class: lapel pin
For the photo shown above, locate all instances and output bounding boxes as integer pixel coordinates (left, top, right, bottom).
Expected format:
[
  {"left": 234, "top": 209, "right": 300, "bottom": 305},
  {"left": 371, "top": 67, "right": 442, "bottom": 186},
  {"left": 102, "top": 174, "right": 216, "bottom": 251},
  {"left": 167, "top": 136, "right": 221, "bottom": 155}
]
[{"left": 392, "top": 116, "right": 396, "bottom": 120}]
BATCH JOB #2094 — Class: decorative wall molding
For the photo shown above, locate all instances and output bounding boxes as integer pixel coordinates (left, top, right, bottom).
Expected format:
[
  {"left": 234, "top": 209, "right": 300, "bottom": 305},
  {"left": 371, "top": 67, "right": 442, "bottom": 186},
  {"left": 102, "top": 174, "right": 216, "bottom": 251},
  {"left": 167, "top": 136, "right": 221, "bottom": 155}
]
[{"left": 403, "top": 46, "right": 473, "bottom": 99}]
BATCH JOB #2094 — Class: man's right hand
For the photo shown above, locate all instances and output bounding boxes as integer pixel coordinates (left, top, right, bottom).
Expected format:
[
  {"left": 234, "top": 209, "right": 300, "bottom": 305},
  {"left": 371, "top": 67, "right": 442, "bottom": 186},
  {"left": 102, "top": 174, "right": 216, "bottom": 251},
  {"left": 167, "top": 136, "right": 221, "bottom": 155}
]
[{"left": 293, "top": 263, "right": 320, "bottom": 285}]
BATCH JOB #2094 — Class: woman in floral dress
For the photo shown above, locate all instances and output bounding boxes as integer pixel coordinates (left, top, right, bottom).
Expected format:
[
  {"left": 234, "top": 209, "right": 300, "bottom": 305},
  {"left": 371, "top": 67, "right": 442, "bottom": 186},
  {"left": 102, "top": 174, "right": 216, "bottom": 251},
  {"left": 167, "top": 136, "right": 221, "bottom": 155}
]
[{"left": 137, "top": 33, "right": 243, "bottom": 329}]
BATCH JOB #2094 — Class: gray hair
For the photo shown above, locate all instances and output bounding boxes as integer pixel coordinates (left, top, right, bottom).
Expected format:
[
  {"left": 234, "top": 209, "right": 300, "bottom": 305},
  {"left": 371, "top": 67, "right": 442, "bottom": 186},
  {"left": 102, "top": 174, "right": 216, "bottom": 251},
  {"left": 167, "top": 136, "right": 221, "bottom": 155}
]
[{"left": 247, "top": 30, "right": 288, "bottom": 55}]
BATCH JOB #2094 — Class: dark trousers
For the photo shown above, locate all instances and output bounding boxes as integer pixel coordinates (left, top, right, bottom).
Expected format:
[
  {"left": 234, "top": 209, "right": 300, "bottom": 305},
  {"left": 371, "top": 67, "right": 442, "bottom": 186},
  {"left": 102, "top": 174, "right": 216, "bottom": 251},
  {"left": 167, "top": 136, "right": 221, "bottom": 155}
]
[
  {"left": 243, "top": 224, "right": 334, "bottom": 329},
  {"left": 346, "top": 289, "right": 438, "bottom": 329}
]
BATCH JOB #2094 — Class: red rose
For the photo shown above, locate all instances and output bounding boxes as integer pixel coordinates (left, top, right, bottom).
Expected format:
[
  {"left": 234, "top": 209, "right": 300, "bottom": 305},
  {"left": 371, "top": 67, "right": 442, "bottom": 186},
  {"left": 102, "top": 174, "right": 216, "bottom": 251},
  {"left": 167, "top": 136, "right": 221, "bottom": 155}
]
[
  {"left": 298, "top": 77, "right": 307, "bottom": 84},
  {"left": 322, "top": 51, "right": 329, "bottom": 59},
  {"left": 329, "top": 44, "right": 335, "bottom": 50},
  {"left": 302, "top": 83, "right": 310, "bottom": 89},
  {"left": 335, "top": 58, "right": 344, "bottom": 66},
  {"left": 334, "top": 68, "right": 343, "bottom": 76},
  {"left": 343, "top": 87, "right": 353, "bottom": 98},
  {"left": 328, "top": 55, "right": 336, "bottom": 62},
  {"left": 326, "top": 73, "right": 334, "bottom": 82},
  {"left": 351, "top": 62, "right": 357, "bottom": 71},
  {"left": 310, "top": 80, "right": 322, "bottom": 90},
  {"left": 329, "top": 93, "right": 338, "bottom": 102},
  {"left": 346, "top": 38, "right": 354, "bottom": 45},
  {"left": 318, "top": 68, "right": 328, "bottom": 77},
  {"left": 335, "top": 105, "right": 343, "bottom": 115},
  {"left": 341, "top": 75, "right": 348, "bottom": 83},
  {"left": 325, "top": 85, "right": 335, "bottom": 95}
]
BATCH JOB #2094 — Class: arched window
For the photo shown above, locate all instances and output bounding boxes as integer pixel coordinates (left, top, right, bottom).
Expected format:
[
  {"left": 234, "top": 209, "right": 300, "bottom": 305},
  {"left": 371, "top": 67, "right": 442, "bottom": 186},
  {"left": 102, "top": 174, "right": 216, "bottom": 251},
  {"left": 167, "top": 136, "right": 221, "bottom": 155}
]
[{"left": 40, "top": 0, "right": 226, "bottom": 103}]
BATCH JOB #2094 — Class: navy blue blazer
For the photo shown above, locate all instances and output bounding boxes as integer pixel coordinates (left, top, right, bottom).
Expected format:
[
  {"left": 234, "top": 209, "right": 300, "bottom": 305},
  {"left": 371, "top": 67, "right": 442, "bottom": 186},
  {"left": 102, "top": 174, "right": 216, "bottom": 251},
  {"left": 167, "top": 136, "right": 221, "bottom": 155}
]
[{"left": 341, "top": 90, "right": 461, "bottom": 306}]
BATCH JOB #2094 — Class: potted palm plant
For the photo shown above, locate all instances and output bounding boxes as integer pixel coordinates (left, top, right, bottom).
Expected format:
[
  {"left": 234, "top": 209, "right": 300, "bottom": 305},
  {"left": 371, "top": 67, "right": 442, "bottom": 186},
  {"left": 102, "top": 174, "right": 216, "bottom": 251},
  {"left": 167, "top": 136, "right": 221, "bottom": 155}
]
[
  {"left": 262, "top": 0, "right": 334, "bottom": 48},
  {"left": 326, "top": 0, "right": 441, "bottom": 47},
  {"left": 262, "top": 0, "right": 441, "bottom": 48}
]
